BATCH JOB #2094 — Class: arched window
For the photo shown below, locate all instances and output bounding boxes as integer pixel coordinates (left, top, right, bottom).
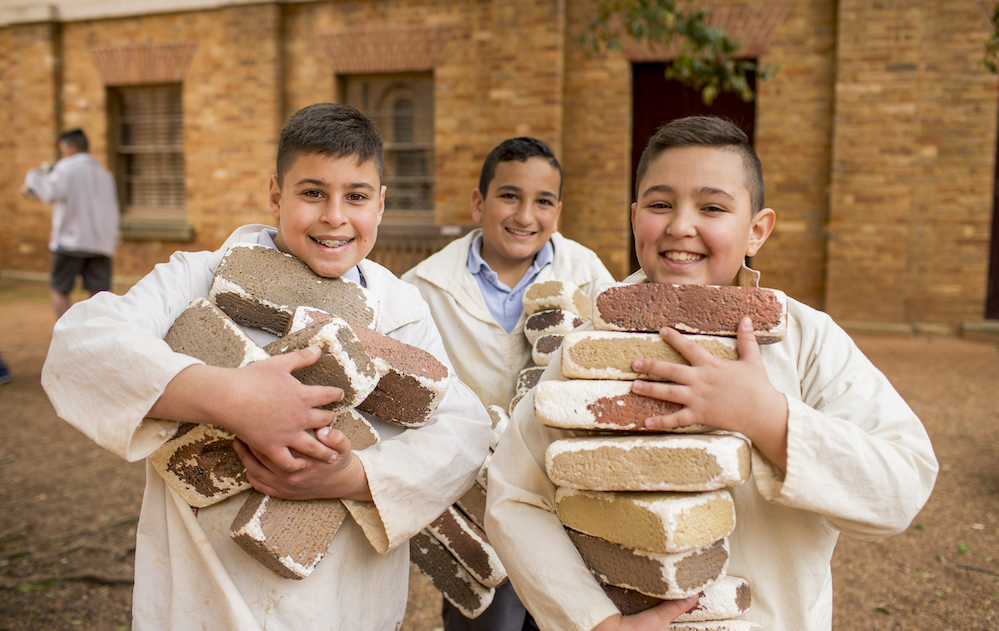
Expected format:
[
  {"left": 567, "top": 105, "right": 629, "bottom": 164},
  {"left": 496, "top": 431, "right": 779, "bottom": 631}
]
[{"left": 341, "top": 72, "right": 434, "bottom": 226}]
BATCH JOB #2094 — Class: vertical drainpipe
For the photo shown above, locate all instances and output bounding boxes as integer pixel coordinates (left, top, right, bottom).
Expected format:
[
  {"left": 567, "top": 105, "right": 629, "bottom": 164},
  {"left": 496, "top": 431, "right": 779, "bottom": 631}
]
[
  {"left": 50, "top": 13, "right": 63, "bottom": 147},
  {"left": 276, "top": 2, "right": 287, "bottom": 138},
  {"left": 554, "top": 0, "right": 565, "bottom": 164}
]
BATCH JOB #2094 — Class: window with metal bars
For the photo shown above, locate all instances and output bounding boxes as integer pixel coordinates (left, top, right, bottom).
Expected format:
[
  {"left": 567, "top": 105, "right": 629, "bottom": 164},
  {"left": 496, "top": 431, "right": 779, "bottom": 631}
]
[
  {"left": 108, "top": 84, "right": 191, "bottom": 240},
  {"left": 340, "top": 73, "right": 435, "bottom": 227}
]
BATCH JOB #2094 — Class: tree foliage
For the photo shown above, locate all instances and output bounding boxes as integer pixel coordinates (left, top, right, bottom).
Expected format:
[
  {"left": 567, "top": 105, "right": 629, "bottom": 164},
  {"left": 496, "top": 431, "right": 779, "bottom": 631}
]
[
  {"left": 578, "top": 0, "right": 777, "bottom": 105},
  {"left": 985, "top": 4, "right": 999, "bottom": 74}
]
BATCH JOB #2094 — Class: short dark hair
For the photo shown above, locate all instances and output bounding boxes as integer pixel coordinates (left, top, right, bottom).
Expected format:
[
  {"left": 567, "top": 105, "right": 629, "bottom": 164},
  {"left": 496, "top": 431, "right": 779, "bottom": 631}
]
[
  {"left": 276, "top": 103, "right": 383, "bottom": 186},
  {"left": 478, "top": 137, "right": 563, "bottom": 199},
  {"left": 59, "top": 128, "right": 88, "bottom": 153},
  {"left": 635, "top": 116, "right": 764, "bottom": 214}
]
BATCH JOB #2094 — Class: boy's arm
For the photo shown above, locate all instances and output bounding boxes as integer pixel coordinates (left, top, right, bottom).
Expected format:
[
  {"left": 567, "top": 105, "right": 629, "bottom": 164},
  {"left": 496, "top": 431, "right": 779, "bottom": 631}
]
[
  {"left": 486, "top": 387, "right": 620, "bottom": 631},
  {"left": 486, "top": 362, "right": 697, "bottom": 631},
  {"left": 232, "top": 423, "right": 371, "bottom": 501},
  {"left": 148, "top": 346, "right": 343, "bottom": 472},
  {"left": 42, "top": 247, "right": 339, "bottom": 469},
  {"left": 339, "top": 296, "right": 492, "bottom": 553},
  {"left": 632, "top": 311, "right": 937, "bottom": 538},
  {"left": 632, "top": 317, "right": 790, "bottom": 472}
]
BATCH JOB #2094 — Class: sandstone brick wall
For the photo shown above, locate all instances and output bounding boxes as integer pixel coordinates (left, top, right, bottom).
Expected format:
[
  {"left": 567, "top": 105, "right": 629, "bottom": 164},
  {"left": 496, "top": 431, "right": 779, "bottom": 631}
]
[
  {"left": 749, "top": 0, "right": 837, "bottom": 311},
  {"left": 0, "top": 0, "right": 996, "bottom": 328},
  {"left": 0, "top": 6, "right": 282, "bottom": 278},
  {"left": 562, "top": 0, "right": 841, "bottom": 299},
  {"left": 0, "top": 22, "right": 61, "bottom": 273},
  {"left": 828, "top": 1, "right": 998, "bottom": 325},
  {"left": 284, "top": 0, "right": 567, "bottom": 229},
  {"left": 561, "top": 0, "right": 634, "bottom": 281}
]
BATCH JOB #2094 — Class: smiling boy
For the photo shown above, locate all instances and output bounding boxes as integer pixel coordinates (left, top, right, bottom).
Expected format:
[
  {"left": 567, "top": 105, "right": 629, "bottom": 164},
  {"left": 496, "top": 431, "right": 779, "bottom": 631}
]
[
  {"left": 404, "top": 137, "right": 615, "bottom": 411},
  {"left": 484, "top": 117, "right": 938, "bottom": 631},
  {"left": 404, "top": 138, "right": 615, "bottom": 630},
  {"left": 41, "top": 103, "right": 491, "bottom": 630}
]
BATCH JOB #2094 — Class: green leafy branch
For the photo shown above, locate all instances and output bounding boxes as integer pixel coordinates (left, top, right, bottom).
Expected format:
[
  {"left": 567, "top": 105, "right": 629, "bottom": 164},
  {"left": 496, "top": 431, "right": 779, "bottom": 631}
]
[
  {"left": 985, "top": 4, "right": 999, "bottom": 74},
  {"left": 577, "top": 0, "right": 777, "bottom": 104}
]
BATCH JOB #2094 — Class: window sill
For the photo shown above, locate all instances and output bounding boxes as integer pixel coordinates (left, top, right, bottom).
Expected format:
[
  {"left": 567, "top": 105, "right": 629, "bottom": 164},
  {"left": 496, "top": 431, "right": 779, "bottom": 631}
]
[{"left": 121, "top": 216, "right": 195, "bottom": 242}]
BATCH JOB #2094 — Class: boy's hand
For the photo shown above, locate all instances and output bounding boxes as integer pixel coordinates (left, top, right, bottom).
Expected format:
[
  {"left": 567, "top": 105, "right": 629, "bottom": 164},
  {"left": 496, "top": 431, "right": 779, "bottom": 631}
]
[
  {"left": 630, "top": 317, "right": 789, "bottom": 472},
  {"left": 151, "top": 346, "right": 344, "bottom": 473},
  {"left": 220, "top": 346, "right": 347, "bottom": 471},
  {"left": 232, "top": 424, "right": 372, "bottom": 502},
  {"left": 591, "top": 595, "right": 699, "bottom": 631}
]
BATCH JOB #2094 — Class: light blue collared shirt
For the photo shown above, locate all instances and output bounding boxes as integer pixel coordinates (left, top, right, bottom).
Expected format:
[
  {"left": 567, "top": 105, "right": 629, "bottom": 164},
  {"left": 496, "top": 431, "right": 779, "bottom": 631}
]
[
  {"left": 258, "top": 228, "right": 365, "bottom": 287},
  {"left": 468, "top": 234, "right": 553, "bottom": 333}
]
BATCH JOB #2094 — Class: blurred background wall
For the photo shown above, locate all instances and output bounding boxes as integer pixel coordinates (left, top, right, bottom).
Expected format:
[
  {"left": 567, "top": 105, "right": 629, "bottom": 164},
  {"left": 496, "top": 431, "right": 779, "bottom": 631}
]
[{"left": 1, "top": 0, "right": 996, "bottom": 334}]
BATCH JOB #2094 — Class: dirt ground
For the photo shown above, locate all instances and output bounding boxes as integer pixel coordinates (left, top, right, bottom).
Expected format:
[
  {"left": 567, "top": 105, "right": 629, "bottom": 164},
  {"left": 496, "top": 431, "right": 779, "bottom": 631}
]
[{"left": 0, "top": 275, "right": 997, "bottom": 630}]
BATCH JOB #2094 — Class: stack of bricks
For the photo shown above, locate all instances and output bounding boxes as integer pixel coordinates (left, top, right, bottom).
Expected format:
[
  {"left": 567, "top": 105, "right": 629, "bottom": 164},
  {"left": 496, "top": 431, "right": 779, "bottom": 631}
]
[
  {"left": 412, "top": 279, "right": 591, "bottom": 616},
  {"left": 506, "top": 279, "right": 594, "bottom": 418},
  {"left": 533, "top": 282, "right": 788, "bottom": 630},
  {"left": 150, "top": 243, "right": 451, "bottom": 580}
]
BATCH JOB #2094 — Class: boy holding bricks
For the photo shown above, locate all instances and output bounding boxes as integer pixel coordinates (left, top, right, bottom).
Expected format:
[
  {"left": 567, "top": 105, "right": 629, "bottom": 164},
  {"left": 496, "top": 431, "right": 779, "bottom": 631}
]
[
  {"left": 403, "top": 137, "right": 615, "bottom": 629},
  {"left": 405, "top": 137, "right": 615, "bottom": 411},
  {"left": 484, "top": 117, "right": 938, "bottom": 631},
  {"left": 41, "top": 103, "right": 491, "bottom": 630}
]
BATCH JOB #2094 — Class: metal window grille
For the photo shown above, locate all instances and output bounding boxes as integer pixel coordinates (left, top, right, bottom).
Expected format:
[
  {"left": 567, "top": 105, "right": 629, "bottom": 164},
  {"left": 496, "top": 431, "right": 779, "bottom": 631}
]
[
  {"left": 341, "top": 73, "right": 434, "bottom": 226},
  {"left": 109, "top": 84, "right": 185, "bottom": 218}
]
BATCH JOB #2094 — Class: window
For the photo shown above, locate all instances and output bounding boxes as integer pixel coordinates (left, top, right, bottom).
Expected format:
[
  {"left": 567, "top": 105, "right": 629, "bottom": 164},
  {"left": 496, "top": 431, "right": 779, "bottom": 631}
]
[
  {"left": 340, "top": 73, "right": 435, "bottom": 226},
  {"left": 107, "top": 84, "right": 191, "bottom": 240}
]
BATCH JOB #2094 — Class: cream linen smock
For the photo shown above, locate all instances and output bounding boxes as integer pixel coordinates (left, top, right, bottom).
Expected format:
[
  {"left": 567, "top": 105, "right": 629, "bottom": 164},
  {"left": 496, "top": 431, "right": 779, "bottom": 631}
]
[
  {"left": 484, "top": 268, "right": 939, "bottom": 631},
  {"left": 41, "top": 224, "right": 492, "bottom": 631},
  {"left": 402, "top": 229, "right": 616, "bottom": 410}
]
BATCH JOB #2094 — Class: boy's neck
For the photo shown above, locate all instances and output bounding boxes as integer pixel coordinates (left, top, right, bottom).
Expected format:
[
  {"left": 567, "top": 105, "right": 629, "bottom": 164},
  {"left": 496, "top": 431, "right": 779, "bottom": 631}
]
[{"left": 487, "top": 256, "right": 536, "bottom": 290}]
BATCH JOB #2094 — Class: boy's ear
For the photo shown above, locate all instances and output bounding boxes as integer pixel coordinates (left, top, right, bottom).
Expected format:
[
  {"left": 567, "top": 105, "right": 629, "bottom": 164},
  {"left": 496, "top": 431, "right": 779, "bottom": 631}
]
[
  {"left": 268, "top": 175, "right": 283, "bottom": 222},
  {"left": 470, "top": 188, "right": 485, "bottom": 224},
  {"left": 746, "top": 207, "right": 776, "bottom": 258},
  {"left": 377, "top": 184, "right": 386, "bottom": 224}
]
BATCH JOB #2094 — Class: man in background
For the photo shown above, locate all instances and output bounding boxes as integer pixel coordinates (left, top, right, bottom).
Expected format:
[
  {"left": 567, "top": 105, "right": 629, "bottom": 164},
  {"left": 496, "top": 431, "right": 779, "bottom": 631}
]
[{"left": 23, "top": 128, "right": 120, "bottom": 318}]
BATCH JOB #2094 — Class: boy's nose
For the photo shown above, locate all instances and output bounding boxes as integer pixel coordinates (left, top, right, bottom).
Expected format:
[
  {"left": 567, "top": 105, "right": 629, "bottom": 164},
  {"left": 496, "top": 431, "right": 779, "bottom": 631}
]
[
  {"left": 666, "top": 207, "right": 697, "bottom": 237},
  {"left": 321, "top": 201, "right": 348, "bottom": 226},
  {"left": 511, "top": 201, "right": 533, "bottom": 225}
]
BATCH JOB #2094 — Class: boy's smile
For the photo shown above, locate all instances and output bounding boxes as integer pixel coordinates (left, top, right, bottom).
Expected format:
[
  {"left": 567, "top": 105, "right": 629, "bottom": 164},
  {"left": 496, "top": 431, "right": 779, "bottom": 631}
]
[
  {"left": 632, "top": 145, "right": 774, "bottom": 287},
  {"left": 471, "top": 157, "right": 562, "bottom": 285},
  {"left": 269, "top": 153, "right": 385, "bottom": 278}
]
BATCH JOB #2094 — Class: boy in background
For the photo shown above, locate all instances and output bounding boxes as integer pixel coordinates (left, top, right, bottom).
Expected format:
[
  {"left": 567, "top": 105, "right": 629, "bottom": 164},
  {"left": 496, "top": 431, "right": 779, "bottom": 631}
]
[
  {"left": 41, "top": 103, "right": 491, "bottom": 631},
  {"left": 404, "top": 137, "right": 615, "bottom": 629},
  {"left": 484, "top": 117, "right": 938, "bottom": 631}
]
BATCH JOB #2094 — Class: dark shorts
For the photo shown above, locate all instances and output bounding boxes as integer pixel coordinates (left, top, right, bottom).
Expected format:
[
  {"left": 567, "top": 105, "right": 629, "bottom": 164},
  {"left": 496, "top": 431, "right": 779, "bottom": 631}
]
[
  {"left": 51, "top": 252, "right": 112, "bottom": 295},
  {"left": 442, "top": 581, "right": 539, "bottom": 631}
]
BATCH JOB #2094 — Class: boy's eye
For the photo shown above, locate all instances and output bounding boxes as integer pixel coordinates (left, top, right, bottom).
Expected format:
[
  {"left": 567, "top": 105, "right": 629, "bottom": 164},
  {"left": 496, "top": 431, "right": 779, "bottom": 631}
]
[
  {"left": 703, "top": 205, "right": 727, "bottom": 213},
  {"left": 346, "top": 193, "right": 367, "bottom": 202},
  {"left": 303, "top": 189, "right": 324, "bottom": 199}
]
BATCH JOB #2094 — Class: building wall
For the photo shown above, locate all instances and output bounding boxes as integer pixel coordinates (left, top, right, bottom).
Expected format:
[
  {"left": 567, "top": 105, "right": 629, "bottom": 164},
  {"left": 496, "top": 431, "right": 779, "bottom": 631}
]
[
  {"left": 828, "top": 0, "right": 998, "bottom": 325},
  {"left": 0, "top": 22, "right": 60, "bottom": 273},
  {"left": 749, "top": 0, "right": 837, "bottom": 311},
  {"left": 562, "top": 0, "right": 634, "bottom": 280},
  {"left": 0, "top": 0, "right": 996, "bottom": 329},
  {"left": 283, "top": 0, "right": 568, "bottom": 229}
]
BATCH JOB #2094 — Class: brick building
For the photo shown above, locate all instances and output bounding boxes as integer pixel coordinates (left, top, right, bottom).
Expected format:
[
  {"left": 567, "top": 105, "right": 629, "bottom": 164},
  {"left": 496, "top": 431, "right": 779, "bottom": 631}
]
[{"left": 1, "top": 0, "right": 997, "bottom": 333}]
